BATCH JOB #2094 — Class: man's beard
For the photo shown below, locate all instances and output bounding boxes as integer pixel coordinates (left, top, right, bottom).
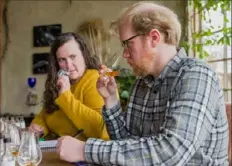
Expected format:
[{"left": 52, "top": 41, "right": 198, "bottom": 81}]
[{"left": 129, "top": 54, "right": 153, "bottom": 76}]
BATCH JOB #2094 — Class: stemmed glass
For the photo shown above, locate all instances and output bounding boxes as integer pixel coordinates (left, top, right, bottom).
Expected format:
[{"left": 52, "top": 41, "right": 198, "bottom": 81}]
[
  {"left": 30, "top": 132, "right": 42, "bottom": 166},
  {"left": 0, "top": 133, "right": 4, "bottom": 158},
  {"left": 17, "top": 131, "right": 42, "bottom": 166},
  {"left": 9, "top": 124, "right": 21, "bottom": 157}
]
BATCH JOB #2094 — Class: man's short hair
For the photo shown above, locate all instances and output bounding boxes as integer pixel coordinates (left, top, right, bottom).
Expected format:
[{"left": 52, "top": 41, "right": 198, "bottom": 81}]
[{"left": 110, "top": 2, "right": 182, "bottom": 47}]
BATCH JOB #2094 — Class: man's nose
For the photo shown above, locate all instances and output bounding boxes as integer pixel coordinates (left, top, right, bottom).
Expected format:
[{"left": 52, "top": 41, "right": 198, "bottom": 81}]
[{"left": 122, "top": 49, "right": 130, "bottom": 58}]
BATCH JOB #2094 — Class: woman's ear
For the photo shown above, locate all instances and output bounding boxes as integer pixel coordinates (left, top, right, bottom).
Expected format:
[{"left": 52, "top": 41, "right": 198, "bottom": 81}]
[{"left": 149, "top": 29, "right": 160, "bottom": 48}]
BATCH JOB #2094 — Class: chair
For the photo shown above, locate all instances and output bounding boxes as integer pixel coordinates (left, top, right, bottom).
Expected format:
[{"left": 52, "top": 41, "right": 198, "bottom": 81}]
[{"left": 226, "top": 103, "right": 231, "bottom": 165}]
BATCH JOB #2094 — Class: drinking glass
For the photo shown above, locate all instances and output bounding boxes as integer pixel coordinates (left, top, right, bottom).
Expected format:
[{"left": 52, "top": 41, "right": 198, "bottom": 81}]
[
  {"left": 17, "top": 131, "right": 42, "bottom": 166},
  {"left": 9, "top": 124, "right": 21, "bottom": 157},
  {"left": 103, "top": 50, "right": 124, "bottom": 77},
  {"left": 0, "top": 133, "right": 4, "bottom": 158}
]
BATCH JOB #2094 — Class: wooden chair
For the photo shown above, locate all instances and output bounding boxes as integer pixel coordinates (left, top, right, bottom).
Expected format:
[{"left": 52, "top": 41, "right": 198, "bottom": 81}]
[{"left": 226, "top": 103, "right": 231, "bottom": 165}]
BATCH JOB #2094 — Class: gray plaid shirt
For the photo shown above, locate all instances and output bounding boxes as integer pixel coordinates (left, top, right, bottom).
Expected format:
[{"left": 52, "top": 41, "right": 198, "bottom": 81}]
[{"left": 85, "top": 48, "right": 229, "bottom": 166}]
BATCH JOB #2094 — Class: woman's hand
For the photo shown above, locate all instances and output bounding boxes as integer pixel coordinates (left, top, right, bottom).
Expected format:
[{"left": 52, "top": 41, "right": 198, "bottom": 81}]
[
  {"left": 97, "top": 65, "right": 118, "bottom": 109},
  {"left": 57, "top": 75, "right": 70, "bottom": 95},
  {"left": 28, "top": 123, "right": 44, "bottom": 136}
]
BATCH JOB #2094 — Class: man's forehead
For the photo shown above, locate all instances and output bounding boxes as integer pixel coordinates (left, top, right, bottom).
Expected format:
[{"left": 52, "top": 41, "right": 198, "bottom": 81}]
[{"left": 119, "top": 20, "right": 135, "bottom": 40}]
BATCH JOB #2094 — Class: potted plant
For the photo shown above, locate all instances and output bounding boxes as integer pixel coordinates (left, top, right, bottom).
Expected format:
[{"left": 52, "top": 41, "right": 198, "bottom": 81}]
[{"left": 114, "top": 68, "right": 136, "bottom": 111}]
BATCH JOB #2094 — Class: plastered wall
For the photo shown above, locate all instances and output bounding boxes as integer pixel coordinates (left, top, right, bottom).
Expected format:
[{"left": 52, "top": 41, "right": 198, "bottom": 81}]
[{"left": 1, "top": 0, "right": 186, "bottom": 115}]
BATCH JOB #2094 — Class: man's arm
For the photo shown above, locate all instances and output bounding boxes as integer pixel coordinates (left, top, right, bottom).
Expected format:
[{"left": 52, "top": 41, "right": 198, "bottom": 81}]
[
  {"left": 102, "top": 102, "right": 129, "bottom": 140},
  {"left": 101, "top": 80, "right": 139, "bottom": 140},
  {"left": 85, "top": 65, "right": 228, "bottom": 165}
]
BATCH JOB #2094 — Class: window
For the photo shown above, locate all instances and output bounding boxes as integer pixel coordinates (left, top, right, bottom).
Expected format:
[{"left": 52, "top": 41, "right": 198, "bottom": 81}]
[{"left": 188, "top": 0, "right": 231, "bottom": 102}]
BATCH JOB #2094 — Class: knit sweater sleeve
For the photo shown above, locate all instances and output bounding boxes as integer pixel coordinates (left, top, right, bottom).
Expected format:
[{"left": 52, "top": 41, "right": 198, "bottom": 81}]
[
  {"left": 31, "top": 109, "right": 49, "bottom": 136},
  {"left": 55, "top": 70, "right": 109, "bottom": 140}
]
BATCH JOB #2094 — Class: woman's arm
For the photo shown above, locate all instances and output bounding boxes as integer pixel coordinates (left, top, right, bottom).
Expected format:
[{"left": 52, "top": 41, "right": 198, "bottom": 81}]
[
  {"left": 30, "top": 109, "right": 49, "bottom": 136},
  {"left": 55, "top": 73, "right": 109, "bottom": 140}
]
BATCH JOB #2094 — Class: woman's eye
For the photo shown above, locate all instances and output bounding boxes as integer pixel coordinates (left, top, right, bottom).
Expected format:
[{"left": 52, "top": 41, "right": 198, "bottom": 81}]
[
  {"left": 70, "top": 55, "right": 76, "bottom": 60},
  {"left": 58, "top": 58, "right": 65, "bottom": 63}
]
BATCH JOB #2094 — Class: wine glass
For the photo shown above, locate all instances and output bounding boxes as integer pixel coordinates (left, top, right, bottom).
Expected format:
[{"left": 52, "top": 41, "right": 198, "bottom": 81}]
[
  {"left": 27, "top": 77, "right": 37, "bottom": 88},
  {"left": 0, "top": 133, "right": 4, "bottom": 158},
  {"left": 30, "top": 132, "right": 42, "bottom": 166},
  {"left": 100, "top": 48, "right": 125, "bottom": 77},
  {"left": 17, "top": 131, "right": 42, "bottom": 166},
  {"left": 9, "top": 124, "right": 21, "bottom": 157},
  {"left": 17, "top": 131, "right": 30, "bottom": 166},
  {"left": 0, "top": 117, "right": 4, "bottom": 133}
]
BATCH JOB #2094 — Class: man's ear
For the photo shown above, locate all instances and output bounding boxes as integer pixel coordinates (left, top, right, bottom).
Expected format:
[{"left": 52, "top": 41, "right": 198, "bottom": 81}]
[{"left": 149, "top": 29, "right": 160, "bottom": 47}]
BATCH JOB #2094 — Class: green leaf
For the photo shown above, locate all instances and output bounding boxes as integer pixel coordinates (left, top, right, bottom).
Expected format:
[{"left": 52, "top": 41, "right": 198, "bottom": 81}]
[
  {"left": 203, "top": 51, "right": 209, "bottom": 57},
  {"left": 226, "top": 36, "right": 231, "bottom": 45},
  {"left": 205, "top": 40, "right": 212, "bottom": 45},
  {"left": 188, "top": 0, "right": 231, "bottom": 59},
  {"left": 217, "top": 37, "right": 224, "bottom": 45},
  {"left": 121, "top": 90, "right": 129, "bottom": 99}
]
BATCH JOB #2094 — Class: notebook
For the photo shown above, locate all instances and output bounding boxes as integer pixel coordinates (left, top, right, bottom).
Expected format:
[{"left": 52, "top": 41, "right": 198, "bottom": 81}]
[{"left": 39, "top": 140, "right": 57, "bottom": 152}]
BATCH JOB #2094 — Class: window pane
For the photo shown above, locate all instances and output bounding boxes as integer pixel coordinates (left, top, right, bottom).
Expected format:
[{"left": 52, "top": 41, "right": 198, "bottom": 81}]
[
  {"left": 208, "top": 60, "right": 231, "bottom": 102},
  {"left": 208, "top": 61, "right": 224, "bottom": 74},
  {"left": 227, "top": 60, "right": 231, "bottom": 74},
  {"left": 223, "top": 91, "right": 231, "bottom": 103},
  {"left": 208, "top": 61, "right": 225, "bottom": 87},
  {"left": 205, "top": 45, "right": 224, "bottom": 61},
  {"left": 228, "top": 46, "right": 231, "bottom": 58},
  {"left": 202, "top": 6, "right": 224, "bottom": 32}
]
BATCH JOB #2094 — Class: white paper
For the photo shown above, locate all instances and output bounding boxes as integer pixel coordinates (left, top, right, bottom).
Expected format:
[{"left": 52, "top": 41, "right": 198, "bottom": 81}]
[{"left": 39, "top": 140, "right": 57, "bottom": 148}]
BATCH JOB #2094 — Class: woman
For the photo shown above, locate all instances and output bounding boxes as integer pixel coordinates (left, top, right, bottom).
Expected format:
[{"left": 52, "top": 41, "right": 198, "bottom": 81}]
[{"left": 29, "top": 32, "right": 109, "bottom": 141}]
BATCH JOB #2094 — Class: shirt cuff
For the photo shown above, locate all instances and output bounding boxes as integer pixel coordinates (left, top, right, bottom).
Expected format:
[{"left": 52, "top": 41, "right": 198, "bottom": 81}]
[
  {"left": 102, "top": 102, "right": 122, "bottom": 122},
  {"left": 84, "top": 138, "right": 105, "bottom": 164}
]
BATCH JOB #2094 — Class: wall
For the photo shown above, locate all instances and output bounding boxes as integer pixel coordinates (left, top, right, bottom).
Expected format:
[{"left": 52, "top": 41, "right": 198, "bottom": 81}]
[
  {"left": 0, "top": 0, "right": 5, "bottom": 114},
  {"left": 1, "top": 0, "right": 186, "bottom": 115}
]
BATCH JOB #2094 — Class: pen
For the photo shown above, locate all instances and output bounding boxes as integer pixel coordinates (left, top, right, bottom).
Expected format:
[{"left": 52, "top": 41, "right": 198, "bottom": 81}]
[{"left": 73, "top": 129, "right": 84, "bottom": 138}]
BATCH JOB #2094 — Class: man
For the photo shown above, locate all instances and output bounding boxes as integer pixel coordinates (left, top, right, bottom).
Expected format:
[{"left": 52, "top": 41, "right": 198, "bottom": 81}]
[{"left": 56, "top": 2, "right": 229, "bottom": 165}]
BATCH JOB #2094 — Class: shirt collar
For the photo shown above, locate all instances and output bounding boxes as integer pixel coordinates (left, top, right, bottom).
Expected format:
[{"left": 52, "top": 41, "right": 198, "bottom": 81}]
[{"left": 143, "top": 47, "right": 188, "bottom": 88}]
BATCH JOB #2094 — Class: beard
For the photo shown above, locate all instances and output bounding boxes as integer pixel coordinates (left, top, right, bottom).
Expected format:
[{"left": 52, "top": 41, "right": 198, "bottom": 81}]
[{"left": 129, "top": 54, "right": 154, "bottom": 76}]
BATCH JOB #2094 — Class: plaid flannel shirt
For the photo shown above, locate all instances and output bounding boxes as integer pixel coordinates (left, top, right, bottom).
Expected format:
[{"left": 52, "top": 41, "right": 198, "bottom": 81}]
[{"left": 85, "top": 48, "right": 229, "bottom": 166}]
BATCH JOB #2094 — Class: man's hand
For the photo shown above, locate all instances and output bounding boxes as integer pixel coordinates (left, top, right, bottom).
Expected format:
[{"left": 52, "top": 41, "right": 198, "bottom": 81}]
[
  {"left": 97, "top": 65, "right": 118, "bottom": 109},
  {"left": 56, "top": 136, "right": 86, "bottom": 163}
]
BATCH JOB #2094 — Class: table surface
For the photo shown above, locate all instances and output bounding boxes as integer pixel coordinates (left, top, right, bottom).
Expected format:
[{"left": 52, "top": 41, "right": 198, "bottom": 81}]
[{"left": 40, "top": 151, "right": 74, "bottom": 166}]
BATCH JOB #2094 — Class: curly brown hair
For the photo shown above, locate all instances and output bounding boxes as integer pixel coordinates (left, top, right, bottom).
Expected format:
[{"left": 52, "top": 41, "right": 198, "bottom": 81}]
[{"left": 43, "top": 32, "right": 101, "bottom": 113}]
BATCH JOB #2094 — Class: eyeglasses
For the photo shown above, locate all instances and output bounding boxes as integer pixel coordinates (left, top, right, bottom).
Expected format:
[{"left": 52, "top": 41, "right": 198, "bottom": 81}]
[{"left": 121, "top": 34, "right": 143, "bottom": 49}]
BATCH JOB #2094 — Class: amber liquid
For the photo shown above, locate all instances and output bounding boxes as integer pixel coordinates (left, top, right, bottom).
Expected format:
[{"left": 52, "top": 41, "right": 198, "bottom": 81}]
[
  {"left": 105, "top": 71, "right": 119, "bottom": 77},
  {"left": 25, "top": 162, "right": 36, "bottom": 166},
  {"left": 12, "top": 150, "right": 19, "bottom": 156}
]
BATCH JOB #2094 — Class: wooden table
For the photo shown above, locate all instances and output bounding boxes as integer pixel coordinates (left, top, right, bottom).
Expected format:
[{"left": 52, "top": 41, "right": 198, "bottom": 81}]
[{"left": 40, "top": 151, "right": 74, "bottom": 166}]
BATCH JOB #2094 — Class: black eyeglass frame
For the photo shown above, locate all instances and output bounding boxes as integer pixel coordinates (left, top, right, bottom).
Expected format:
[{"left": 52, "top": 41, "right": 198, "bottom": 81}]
[{"left": 121, "top": 34, "right": 143, "bottom": 49}]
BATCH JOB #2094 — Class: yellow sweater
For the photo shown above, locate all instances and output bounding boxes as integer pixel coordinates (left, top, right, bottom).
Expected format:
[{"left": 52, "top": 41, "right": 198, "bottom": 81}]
[{"left": 32, "top": 69, "right": 109, "bottom": 141}]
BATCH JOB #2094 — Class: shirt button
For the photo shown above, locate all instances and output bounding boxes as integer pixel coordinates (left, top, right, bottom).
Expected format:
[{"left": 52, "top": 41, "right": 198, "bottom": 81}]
[
  {"left": 159, "top": 128, "right": 165, "bottom": 133},
  {"left": 153, "top": 90, "right": 158, "bottom": 94}
]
